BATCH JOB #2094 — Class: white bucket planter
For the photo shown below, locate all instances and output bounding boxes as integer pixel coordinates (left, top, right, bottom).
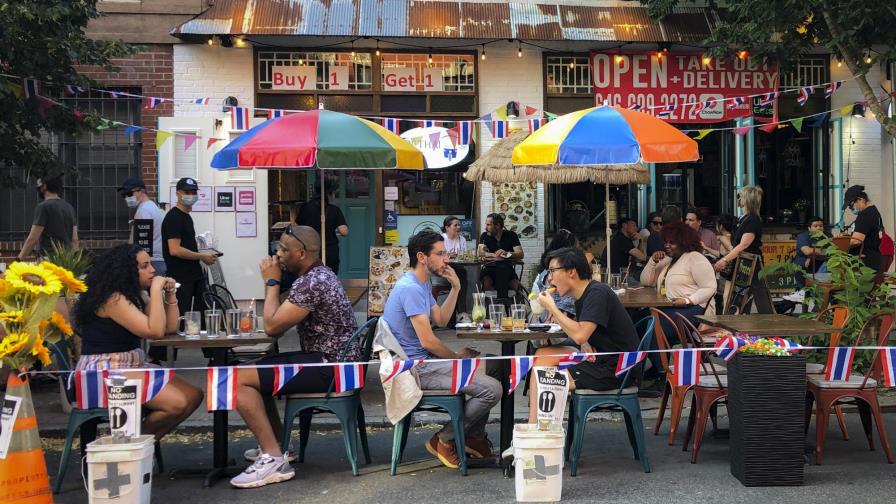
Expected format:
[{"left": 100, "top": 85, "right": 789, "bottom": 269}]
[
  {"left": 512, "top": 424, "right": 565, "bottom": 503},
  {"left": 85, "top": 435, "right": 154, "bottom": 504}
]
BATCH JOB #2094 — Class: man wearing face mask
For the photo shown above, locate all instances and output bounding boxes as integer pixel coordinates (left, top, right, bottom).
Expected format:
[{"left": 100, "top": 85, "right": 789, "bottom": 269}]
[
  {"left": 118, "top": 178, "right": 167, "bottom": 275},
  {"left": 17, "top": 176, "right": 78, "bottom": 261},
  {"left": 162, "top": 178, "right": 216, "bottom": 326}
]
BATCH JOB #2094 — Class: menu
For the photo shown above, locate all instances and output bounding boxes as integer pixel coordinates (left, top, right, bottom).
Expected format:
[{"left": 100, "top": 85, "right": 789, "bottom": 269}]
[
  {"left": 493, "top": 182, "right": 537, "bottom": 237},
  {"left": 367, "top": 246, "right": 410, "bottom": 317}
]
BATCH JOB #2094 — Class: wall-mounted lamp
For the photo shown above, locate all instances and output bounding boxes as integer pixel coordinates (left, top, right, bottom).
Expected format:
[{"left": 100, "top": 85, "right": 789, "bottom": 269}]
[
  {"left": 852, "top": 103, "right": 865, "bottom": 117},
  {"left": 506, "top": 101, "right": 519, "bottom": 119},
  {"left": 223, "top": 96, "right": 238, "bottom": 113},
  {"left": 219, "top": 35, "right": 233, "bottom": 48}
]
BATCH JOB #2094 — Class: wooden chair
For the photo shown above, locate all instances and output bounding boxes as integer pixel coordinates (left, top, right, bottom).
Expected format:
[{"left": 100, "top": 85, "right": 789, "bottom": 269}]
[
  {"left": 805, "top": 306, "right": 852, "bottom": 440},
  {"left": 650, "top": 308, "right": 692, "bottom": 445},
  {"left": 805, "top": 312, "right": 894, "bottom": 465},
  {"left": 680, "top": 327, "right": 729, "bottom": 464}
]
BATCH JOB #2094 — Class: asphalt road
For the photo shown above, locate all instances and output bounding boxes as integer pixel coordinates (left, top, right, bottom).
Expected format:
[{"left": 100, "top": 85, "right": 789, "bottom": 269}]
[{"left": 47, "top": 414, "right": 896, "bottom": 504}]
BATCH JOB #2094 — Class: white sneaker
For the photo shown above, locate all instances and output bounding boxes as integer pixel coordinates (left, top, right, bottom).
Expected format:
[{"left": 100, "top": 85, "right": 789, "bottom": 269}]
[
  {"left": 230, "top": 454, "right": 295, "bottom": 489},
  {"left": 244, "top": 445, "right": 296, "bottom": 463}
]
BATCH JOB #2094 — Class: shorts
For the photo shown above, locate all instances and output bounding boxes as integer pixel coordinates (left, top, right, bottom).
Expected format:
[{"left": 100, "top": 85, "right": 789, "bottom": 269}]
[
  {"left": 568, "top": 356, "right": 639, "bottom": 392},
  {"left": 76, "top": 348, "right": 149, "bottom": 371},
  {"left": 257, "top": 351, "right": 336, "bottom": 395}
]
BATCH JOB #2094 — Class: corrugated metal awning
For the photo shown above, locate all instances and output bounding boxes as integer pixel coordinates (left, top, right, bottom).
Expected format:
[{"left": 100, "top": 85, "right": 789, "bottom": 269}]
[{"left": 172, "top": 0, "right": 717, "bottom": 43}]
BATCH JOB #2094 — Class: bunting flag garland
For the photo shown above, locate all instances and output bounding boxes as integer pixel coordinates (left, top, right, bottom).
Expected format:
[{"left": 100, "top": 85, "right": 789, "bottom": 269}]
[
  {"left": 790, "top": 117, "right": 804, "bottom": 133},
  {"left": 558, "top": 353, "right": 588, "bottom": 370},
  {"left": 808, "top": 113, "right": 828, "bottom": 128},
  {"left": 838, "top": 104, "right": 855, "bottom": 117},
  {"left": 714, "top": 335, "right": 748, "bottom": 362},
  {"left": 524, "top": 105, "right": 539, "bottom": 116},
  {"left": 759, "top": 123, "right": 779, "bottom": 134},
  {"left": 380, "top": 118, "right": 401, "bottom": 134},
  {"left": 825, "top": 80, "right": 843, "bottom": 98},
  {"left": 627, "top": 103, "right": 643, "bottom": 110},
  {"left": 64, "top": 84, "right": 85, "bottom": 95},
  {"left": 734, "top": 126, "right": 751, "bottom": 136},
  {"left": 183, "top": 134, "right": 199, "bottom": 151},
  {"left": 770, "top": 337, "right": 803, "bottom": 352},
  {"left": 74, "top": 370, "right": 109, "bottom": 410},
  {"left": 508, "top": 356, "right": 535, "bottom": 395},
  {"left": 192, "top": 98, "right": 211, "bottom": 105},
  {"left": 207, "top": 137, "right": 224, "bottom": 149},
  {"left": 528, "top": 118, "right": 546, "bottom": 133},
  {"left": 272, "top": 364, "right": 304, "bottom": 395},
  {"left": 881, "top": 348, "right": 896, "bottom": 387},
  {"left": 108, "top": 91, "right": 123, "bottom": 99},
  {"left": 727, "top": 96, "right": 747, "bottom": 110},
  {"left": 382, "top": 358, "right": 423, "bottom": 384},
  {"left": 334, "top": 363, "right": 366, "bottom": 393},
  {"left": 122, "top": 125, "right": 142, "bottom": 136},
  {"left": 268, "top": 109, "right": 287, "bottom": 119},
  {"left": 491, "top": 120, "right": 508, "bottom": 139},
  {"left": 155, "top": 130, "right": 174, "bottom": 149},
  {"left": 231, "top": 106, "right": 251, "bottom": 130},
  {"left": 797, "top": 86, "right": 813, "bottom": 106},
  {"left": 824, "top": 347, "right": 855, "bottom": 381},
  {"left": 693, "top": 130, "right": 712, "bottom": 140},
  {"left": 615, "top": 352, "right": 646, "bottom": 377},
  {"left": 450, "top": 358, "right": 481, "bottom": 394},
  {"left": 673, "top": 349, "right": 700, "bottom": 386},
  {"left": 457, "top": 121, "right": 474, "bottom": 145},
  {"left": 420, "top": 120, "right": 437, "bottom": 128},
  {"left": 142, "top": 369, "right": 174, "bottom": 404},
  {"left": 694, "top": 100, "right": 714, "bottom": 114},
  {"left": 22, "top": 78, "right": 39, "bottom": 98},
  {"left": 758, "top": 92, "right": 778, "bottom": 106},
  {"left": 144, "top": 97, "right": 166, "bottom": 109},
  {"left": 207, "top": 367, "right": 238, "bottom": 411},
  {"left": 655, "top": 105, "right": 675, "bottom": 118}
]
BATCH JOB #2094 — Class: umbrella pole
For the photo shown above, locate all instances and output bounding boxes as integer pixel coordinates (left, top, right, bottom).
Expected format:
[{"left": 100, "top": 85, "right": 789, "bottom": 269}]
[
  {"left": 605, "top": 167, "right": 612, "bottom": 275},
  {"left": 320, "top": 170, "right": 326, "bottom": 265}
]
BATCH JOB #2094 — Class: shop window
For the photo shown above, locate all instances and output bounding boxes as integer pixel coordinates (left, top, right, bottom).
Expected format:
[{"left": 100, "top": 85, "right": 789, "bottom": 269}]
[
  {"left": 380, "top": 53, "right": 475, "bottom": 93},
  {"left": 384, "top": 171, "right": 474, "bottom": 217},
  {"left": 257, "top": 52, "right": 373, "bottom": 91},
  {"left": 545, "top": 56, "right": 592, "bottom": 94}
]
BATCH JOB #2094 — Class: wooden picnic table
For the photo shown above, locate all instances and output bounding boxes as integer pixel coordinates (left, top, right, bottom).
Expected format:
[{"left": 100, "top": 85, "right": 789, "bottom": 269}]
[
  {"left": 695, "top": 314, "right": 837, "bottom": 337},
  {"left": 617, "top": 288, "right": 676, "bottom": 308},
  {"left": 151, "top": 332, "right": 276, "bottom": 487}
]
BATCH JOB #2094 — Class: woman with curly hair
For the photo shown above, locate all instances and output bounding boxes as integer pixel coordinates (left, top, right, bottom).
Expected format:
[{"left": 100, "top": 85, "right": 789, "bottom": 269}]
[
  {"left": 74, "top": 244, "right": 202, "bottom": 440},
  {"left": 639, "top": 221, "right": 717, "bottom": 381}
]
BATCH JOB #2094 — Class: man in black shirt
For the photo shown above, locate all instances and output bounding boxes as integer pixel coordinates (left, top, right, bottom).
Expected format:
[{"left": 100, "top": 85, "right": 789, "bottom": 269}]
[
  {"left": 527, "top": 247, "right": 641, "bottom": 421},
  {"left": 844, "top": 185, "right": 883, "bottom": 272},
  {"left": 18, "top": 176, "right": 79, "bottom": 260},
  {"left": 162, "top": 177, "right": 217, "bottom": 324},
  {"left": 477, "top": 213, "right": 524, "bottom": 297},
  {"left": 295, "top": 180, "right": 349, "bottom": 274},
  {"left": 600, "top": 217, "right": 647, "bottom": 275}
]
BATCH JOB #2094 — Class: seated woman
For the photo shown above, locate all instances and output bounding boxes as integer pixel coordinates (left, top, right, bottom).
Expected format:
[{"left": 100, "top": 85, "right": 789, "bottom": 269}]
[
  {"left": 74, "top": 244, "right": 203, "bottom": 440},
  {"left": 794, "top": 216, "right": 828, "bottom": 273},
  {"left": 639, "top": 221, "right": 717, "bottom": 380}
]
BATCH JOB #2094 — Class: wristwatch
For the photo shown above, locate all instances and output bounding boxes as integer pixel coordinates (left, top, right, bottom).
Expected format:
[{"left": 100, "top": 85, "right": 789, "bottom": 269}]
[{"left": 265, "top": 278, "right": 281, "bottom": 287}]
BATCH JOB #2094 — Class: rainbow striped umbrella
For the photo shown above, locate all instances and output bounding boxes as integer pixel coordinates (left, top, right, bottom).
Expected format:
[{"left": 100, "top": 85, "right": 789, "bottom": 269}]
[
  {"left": 211, "top": 109, "right": 425, "bottom": 262},
  {"left": 512, "top": 105, "right": 699, "bottom": 273}
]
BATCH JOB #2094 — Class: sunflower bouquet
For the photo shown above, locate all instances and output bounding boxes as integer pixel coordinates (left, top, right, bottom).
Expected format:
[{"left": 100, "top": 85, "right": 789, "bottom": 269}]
[{"left": 0, "top": 261, "right": 85, "bottom": 370}]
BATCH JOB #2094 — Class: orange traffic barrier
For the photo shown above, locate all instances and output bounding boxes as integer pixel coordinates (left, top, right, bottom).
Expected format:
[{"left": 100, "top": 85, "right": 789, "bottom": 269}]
[{"left": 0, "top": 374, "right": 53, "bottom": 503}]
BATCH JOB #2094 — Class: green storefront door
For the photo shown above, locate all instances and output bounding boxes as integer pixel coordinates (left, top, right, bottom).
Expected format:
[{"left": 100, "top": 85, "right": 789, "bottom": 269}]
[{"left": 330, "top": 170, "right": 375, "bottom": 279}]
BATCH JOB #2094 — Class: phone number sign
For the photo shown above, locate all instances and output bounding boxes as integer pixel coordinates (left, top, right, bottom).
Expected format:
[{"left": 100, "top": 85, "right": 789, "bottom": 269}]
[{"left": 591, "top": 52, "right": 779, "bottom": 123}]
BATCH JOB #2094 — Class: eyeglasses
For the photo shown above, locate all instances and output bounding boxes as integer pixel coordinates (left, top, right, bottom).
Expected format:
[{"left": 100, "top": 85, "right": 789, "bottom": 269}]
[
  {"left": 547, "top": 266, "right": 571, "bottom": 275},
  {"left": 282, "top": 225, "right": 307, "bottom": 251},
  {"left": 650, "top": 220, "right": 663, "bottom": 226}
]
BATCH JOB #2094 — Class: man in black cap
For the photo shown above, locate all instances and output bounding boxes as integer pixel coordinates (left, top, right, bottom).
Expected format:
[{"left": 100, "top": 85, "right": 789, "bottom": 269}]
[
  {"left": 162, "top": 178, "right": 217, "bottom": 326},
  {"left": 844, "top": 185, "right": 883, "bottom": 272},
  {"left": 119, "top": 177, "right": 167, "bottom": 275}
]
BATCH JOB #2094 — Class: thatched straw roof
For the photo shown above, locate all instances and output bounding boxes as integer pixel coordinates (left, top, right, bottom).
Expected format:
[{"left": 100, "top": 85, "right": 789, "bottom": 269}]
[{"left": 465, "top": 129, "right": 650, "bottom": 185}]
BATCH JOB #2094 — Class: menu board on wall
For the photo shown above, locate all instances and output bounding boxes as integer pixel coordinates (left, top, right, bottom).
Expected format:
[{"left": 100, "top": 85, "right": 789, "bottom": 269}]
[
  {"left": 367, "top": 246, "right": 410, "bottom": 317},
  {"left": 492, "top": 182, "right": 537, "bottom": 238}
]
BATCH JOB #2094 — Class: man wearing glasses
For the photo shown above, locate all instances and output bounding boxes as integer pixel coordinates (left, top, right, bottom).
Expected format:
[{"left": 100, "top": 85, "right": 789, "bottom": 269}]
[
  {"left": 118, "top": 177, "right": 166, "bottom": 274},
  {"left": 644, "top": 212, "right": 665, "bottom": 256},
  {"left": 231, "top": 225, "right": 358, "bottom": 489}
]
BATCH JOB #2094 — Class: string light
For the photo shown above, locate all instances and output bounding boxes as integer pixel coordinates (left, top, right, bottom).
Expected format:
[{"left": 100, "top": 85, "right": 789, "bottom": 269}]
[
  {"left": 351, "top": 40, "right": 355, "bottom": 57},
  {"left": 375, "top": 40, "right": 380, "bottom": 57},
  {"left": 569, "top": 60, "right": 576, "bottom": 69},
  {"left": 614, "top": 54, "right": 624, "bottom": 64},
  {"left": 864, "top": 52, "right": 872, "bottom": 64},
  {"left": 518, "top": 40, "right": 523, "bottom": 58},
  {"left": 702, "top": 55, "right": 712, "bottom": 65},
  {"left": 737, "top": 50, "right": 748, "bottom": 60},
  {"left": 836, "top": 57, "right": 842, "bottom": 68},
  {"left": 428, "top": 49, "right": 433, "bottom": 64},
  {"left": 481, "top": 44, "right": 486, "bottom": 61},
  {"left": 207, "top": 37, "right": 214, "bottom": 46}
]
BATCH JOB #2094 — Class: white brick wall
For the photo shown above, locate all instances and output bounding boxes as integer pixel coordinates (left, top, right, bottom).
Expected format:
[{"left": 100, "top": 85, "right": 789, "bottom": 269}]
[
  {"left": 477, "top": 42, "right": 546, "bottom": 284},
  {"left": 831, "top": 63, "right": 894, "bottom": 232},
  {"left": 173, "top": 45, "right": 254, "bottom": 118}
]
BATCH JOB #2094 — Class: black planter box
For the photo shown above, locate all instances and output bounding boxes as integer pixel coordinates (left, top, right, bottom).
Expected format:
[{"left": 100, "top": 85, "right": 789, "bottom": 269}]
[{"left": 728, "top": 353, "right": 806, "bottom": 486}]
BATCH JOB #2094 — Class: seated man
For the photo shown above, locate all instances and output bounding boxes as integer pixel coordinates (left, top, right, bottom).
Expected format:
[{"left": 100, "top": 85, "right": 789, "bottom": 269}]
[
  {"left": 600, "top": 217, "right": 648, "bottom": 276},
  {"left": 477, "top": 213, "right": 524, "bottom": 297},
  {"left": 230, "top": 225, "right": 359, "bottom": 489},
  {"left": 794, "top": 216, "right": 828, "bottom": 273},
  {"left": 529, "top": 247, "right": 642, "bottom": 421},
  {"left": 384, "top": 231, "right": 502, "bottom": 469}
]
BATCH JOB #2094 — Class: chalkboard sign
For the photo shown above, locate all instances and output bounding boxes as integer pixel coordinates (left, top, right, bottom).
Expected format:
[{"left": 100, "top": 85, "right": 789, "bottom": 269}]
[
  {"left": 733, "top": 252, "right": 759, "bottom": 288},
  {"left": 133, "top": 219, "right": 154, "bottom": 255}
]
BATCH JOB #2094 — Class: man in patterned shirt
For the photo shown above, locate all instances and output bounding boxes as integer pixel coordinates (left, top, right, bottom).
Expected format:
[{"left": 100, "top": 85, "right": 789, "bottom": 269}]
[{"left": 230, "top": 225, "right": 358, "bottom": 489}]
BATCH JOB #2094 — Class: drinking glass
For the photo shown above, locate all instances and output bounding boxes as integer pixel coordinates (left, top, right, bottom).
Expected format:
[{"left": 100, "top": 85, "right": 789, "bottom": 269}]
[
  {"left": 511, "top": 304, "right": 527, "bottom": 330},
  {"left": 489, "top": 304, "right": 504, "bottom": 332},
  {"left": 239, "top": 309, "right": 255, "bottom": 335},
  {"left": 179, "top": 311, "right": 201, "bottom": 339},
  {"left": 610, "top": 274, "right": 622, "bottom": 290},
  {"left": 205, "top": 309, "right": 223, "bottom": 338},
  {"left": 225, "top": 309, "right": 241, "bottom": 338}
]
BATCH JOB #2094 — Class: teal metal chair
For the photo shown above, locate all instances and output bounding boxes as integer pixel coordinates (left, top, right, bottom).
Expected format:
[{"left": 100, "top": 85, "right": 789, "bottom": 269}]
[
  {"left": 565, "top": 316, "right": 655, "bottom": 476},
  {"left": 390, "top": 390, "right": 468, "bottom": 476},
  {"left": 49, "top": 340, "right": 163, "bottom": 494},
  {"left": 280, "top": 317, "right": 378, "bottom": 476}
]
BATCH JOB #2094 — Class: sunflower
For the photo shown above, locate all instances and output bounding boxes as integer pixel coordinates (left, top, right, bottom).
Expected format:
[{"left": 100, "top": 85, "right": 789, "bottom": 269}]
[
  {"left": 40, "top": 262, "right": 87, "bottom": 294},
  {"left": 4, "top": 262, "right": 62, "bottom": 296},
  {"left": 0, "top": 332, "right": 30, "bottom": 358},
  {"left": 48, "top": 311, "right": 74, "bottom": 337},
  {"left": 0, "top": 310, "right": 25, "bottom": 324},
  {"left": 31, "top": 334, "right": 52, "bottom": 366}
]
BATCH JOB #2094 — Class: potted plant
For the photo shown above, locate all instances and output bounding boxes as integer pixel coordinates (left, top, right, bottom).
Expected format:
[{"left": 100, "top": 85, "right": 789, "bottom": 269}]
[
  {"left": 0, "top": 260, "right": 85, "bottom": 502},
  {"left": 728, "top": 338, "right": 805, "bottom": 487}
]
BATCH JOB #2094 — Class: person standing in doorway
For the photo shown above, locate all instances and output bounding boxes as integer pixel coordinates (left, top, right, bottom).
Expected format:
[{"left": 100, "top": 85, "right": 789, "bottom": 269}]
[
  {"left": 18, "top": 176, "right": 78, "bottom": 261},
  {"left": 119, "top": 177, "right": 167, "bottom": 275},
  {"left": 162, "top": 178, "right": 217, "bottom": 341},
  {"left": 295, "top": 178, "right": 349, "bottom": 274}
]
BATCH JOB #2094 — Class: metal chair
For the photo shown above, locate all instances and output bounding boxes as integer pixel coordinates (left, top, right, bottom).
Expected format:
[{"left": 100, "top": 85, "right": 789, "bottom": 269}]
[
  {"left": 650, "top": 308, "right": 693, "bottom": 445},
  {"left": 564, "top": 316, "right": 655, "bottom": 475},
  {"left": 280, "top": 317, "right": 378, "bottom": 476},
  {"left": 390, "top": 390, "right": 468, "bottom": 476}
]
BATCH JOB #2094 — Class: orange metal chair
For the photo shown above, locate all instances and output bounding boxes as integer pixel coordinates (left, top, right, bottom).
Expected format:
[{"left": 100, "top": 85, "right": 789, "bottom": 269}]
[
  {"left": 805, "top": 312, "right": 894, "bottom": 465},
  {"left": 650, "top": 308, "right": 693, "bottom": 445},
  {"left": 804, "top": 306, "right": 852, "bottom": 439},
  {"left": 680, "top": 326, "right": 728, "bottom": 464}
]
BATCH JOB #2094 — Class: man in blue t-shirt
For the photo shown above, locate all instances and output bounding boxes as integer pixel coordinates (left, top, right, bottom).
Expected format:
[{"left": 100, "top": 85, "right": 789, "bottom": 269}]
[{"left": 383, "top": 231, "right": 501, "bottom": 470}]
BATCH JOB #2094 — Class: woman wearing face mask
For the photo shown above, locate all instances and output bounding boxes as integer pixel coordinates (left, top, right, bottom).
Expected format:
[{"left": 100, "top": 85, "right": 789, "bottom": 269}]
[
  {"left": 119, "top": 177, "right": 167, "bottom": 275},
  {"left": 844, "top": 185, "right": 884, "bottom": 273}
]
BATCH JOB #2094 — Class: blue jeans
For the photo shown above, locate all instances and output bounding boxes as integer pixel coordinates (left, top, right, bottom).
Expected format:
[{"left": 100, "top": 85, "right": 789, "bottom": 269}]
[{"left": 647, "top": 305, "right": 706, "bottom": 378}]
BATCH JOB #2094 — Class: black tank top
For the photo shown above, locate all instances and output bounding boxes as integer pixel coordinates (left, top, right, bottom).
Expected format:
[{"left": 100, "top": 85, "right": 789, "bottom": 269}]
[{"left": 80, "top": 316, "right": 142, "bottom": 355}]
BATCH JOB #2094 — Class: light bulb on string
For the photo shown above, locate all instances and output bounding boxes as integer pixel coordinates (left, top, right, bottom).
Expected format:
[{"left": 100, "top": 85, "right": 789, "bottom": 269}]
[
  {"left": 518, "top": 41, "right": 523, "bottom": 58},
  {"left": 428, "top": 49, "right": 433, "bottom": 64},
  {"left": 481, "top": 45, "right": 486, "bottom": 61},
  {"left": 375, "top": 40, "right": 380, "bottom": 57},
  {"left": 569, "top": 60, "right": 576, "bottom": 69},
  {"left": 864, "top": 52, "right": 872, "bottom": 64},
  {"left": 702, "top": 55, "right": 712, "bottom": 65},
  {"left": 351, "top": 40, "right": 355, "bottom": 58},
  {"left": 614, "top": 54, "right": 624, "bottom": 64},
  {"left": 737, "top": 50, "right": 748, "bottom": 60},
  {"left": 207, "top": 36, "right": 214, "bottom": 46},
  {"left": 836, "top": 58, "right": 842, "bottom": 68}
]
